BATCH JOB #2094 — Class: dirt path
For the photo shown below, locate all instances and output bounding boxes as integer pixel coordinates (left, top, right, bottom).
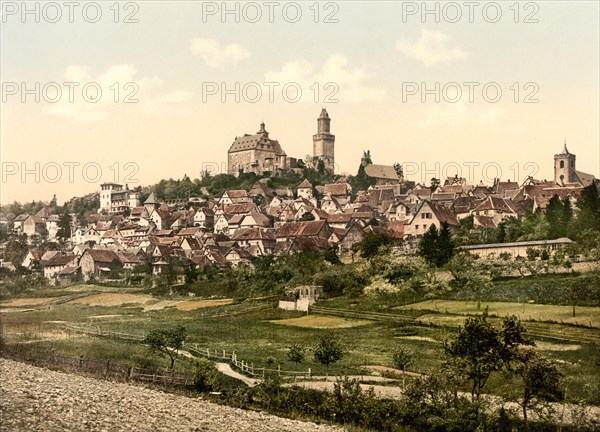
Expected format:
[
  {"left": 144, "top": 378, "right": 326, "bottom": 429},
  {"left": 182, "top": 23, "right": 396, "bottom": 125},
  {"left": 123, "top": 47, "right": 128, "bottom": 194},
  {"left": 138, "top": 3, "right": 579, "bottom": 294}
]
[{"left": 216, "top": 363, "right": 259, "bottom": 387}]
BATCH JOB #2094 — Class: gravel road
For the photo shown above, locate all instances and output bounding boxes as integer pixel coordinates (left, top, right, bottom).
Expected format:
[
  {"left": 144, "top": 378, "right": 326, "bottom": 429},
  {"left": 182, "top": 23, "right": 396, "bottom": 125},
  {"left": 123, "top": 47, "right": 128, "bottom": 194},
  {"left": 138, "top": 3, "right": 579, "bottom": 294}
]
[{"left": 0, "top": 358, "right": 343, "bottom": 432}]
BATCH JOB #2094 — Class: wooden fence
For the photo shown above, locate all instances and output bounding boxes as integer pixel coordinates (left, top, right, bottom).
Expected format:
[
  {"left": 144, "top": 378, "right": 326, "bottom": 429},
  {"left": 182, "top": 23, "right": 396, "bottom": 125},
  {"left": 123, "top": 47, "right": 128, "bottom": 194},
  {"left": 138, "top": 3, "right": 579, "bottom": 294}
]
[
  {"left": 65, "top": 325, "right": 313, "bottom": 382},
  {"left": 186, "top": 344, "right": 312, "bottom": 381},
  {"left": 46, "top": 355, "right": 194, "bottom": 386}
]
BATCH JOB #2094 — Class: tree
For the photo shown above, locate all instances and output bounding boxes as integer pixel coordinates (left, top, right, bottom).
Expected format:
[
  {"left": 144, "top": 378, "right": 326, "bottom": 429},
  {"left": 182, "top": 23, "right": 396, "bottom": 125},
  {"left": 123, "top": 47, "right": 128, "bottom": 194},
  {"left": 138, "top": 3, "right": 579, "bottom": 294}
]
[
  {"left": 546, "top": 195, "right": 564, "bottom": 239},
  {"left": 287, "top": 344, "right": 305, "bottom": 363},
  {"left": 436, "top": 222, "right": 455, "bottom": 266},
  {"left": 348, "top": 150, "right": 375, "bottom": 192},
  {"left": 56, "top": 207, "right": 72, "bottom": 242},
  {"left": 430, "top": 177, "right": 440, "bottom": 191},
  {"left": 143, "top": 325, "right": 187, "bottom": 369},
  {"left": 393, "top": 163, "right": 403, "bottom": 178},
  {"left": 418, "top": 224, "right": 439, "bottom": 265},
  {"left": 562, "top": 198, "right": 573, "bottom": 228},
  {"left": 576, "top": 181, "right": 600, "bottom": 230},
  {"left": 323, "top": 247, "right": 341, "bottom": 265},
  {"left": 444, "top": 312, "right": 532, "bottom": 399},
  {"left": 393, "top": 345, "right": 414, "bottom": 371},
  {"left": 393, "top": 345, "right": 414, "bottom": 389},
  {"left": 4, "top": 234, "right": 29, "bottom": 267},
  {"left": 313, "top": 333, "right": 344, "bottom": 370},
  {"left": 511, "top": 350, "right": 564, "bottom": 431},
  {"left": 355, "top": 232, "right": 391, "bottom": 259}
]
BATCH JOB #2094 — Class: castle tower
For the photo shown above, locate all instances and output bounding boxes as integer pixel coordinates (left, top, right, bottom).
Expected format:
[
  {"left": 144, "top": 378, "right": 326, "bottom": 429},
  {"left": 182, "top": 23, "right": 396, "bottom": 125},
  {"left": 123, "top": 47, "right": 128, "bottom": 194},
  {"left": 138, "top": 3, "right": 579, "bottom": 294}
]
[
  {"left": 313, "top": 108, "right": 335, "bottom": 172},
  {"left": 554, "top": 141, "right": 577, "bottom": 185}
]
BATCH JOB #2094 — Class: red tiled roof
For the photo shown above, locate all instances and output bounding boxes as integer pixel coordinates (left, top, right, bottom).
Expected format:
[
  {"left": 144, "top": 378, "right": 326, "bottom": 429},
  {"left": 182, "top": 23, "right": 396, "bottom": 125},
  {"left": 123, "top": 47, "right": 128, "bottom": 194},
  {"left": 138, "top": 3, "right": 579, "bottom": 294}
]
[
  {"left": 323, "top": 183, "right": 350, "bottom": 196},
  {"left": 45, "top": 254, "right": 77, "bottom": 267},
  {"left": 276, "top": 220, "right": 328, "bottom": 238},
  {"left": 232, "top": 227, "right": 274, "bottom": 241},
  {"left": 85, "top": 249, "right": 119, "bottom": 263}
]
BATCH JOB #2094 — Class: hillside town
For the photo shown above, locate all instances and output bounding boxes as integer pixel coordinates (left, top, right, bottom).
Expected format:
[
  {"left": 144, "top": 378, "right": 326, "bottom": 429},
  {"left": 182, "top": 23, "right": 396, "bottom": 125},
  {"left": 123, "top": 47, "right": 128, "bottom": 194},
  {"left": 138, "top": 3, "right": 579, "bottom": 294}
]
[{"left": 0, "top": 111, "right": 597, "bottom": 285}]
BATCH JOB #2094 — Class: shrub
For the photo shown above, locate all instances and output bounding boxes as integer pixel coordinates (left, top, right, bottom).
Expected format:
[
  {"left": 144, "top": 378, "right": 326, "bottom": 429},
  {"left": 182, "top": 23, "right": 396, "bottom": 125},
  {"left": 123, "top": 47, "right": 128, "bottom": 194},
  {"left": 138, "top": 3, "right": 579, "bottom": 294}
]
[
  {"left": 287, "top": 344, "right": 305, "bottom": 363},
  {"left": 194, "top": 358, "right": 219, "bottom": 392}
]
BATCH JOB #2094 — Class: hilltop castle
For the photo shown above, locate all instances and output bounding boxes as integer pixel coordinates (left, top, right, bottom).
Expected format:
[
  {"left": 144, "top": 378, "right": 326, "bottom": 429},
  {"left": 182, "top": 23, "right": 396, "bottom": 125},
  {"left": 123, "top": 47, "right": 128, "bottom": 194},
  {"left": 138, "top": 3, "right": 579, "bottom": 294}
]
[{"left": 227, "top": 109, "right": 335, "bottom": 176}]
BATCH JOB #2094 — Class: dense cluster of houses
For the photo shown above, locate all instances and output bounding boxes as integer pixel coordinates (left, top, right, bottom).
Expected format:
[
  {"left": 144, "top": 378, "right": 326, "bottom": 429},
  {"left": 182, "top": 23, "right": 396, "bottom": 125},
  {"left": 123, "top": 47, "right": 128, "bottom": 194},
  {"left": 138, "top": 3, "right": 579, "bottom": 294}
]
[{"left": 5, "top": 169, "right": 588, "bottom": 285}]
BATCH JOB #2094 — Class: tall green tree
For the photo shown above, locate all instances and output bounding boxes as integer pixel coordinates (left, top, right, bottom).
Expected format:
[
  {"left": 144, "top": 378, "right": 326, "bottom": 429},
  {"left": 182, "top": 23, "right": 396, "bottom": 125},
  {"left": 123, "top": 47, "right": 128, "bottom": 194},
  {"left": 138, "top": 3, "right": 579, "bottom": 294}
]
[
  {"left": 436, "top": 222, "right": 455, "bottom": 266},
  {"left": 546, "top": 195, "right": 564, "bottom": 238},
  {"left": 573, "top": 182, "right": 600, "bottom": 234},
  {"left": 56, "top": 207, "right": 72, "bottom": 242},
  {"left": 562, "top": 197, "right": 573, "bottom": 228},
  {"left": 418, "top": 224, "right": 439, "bottom": 265}
]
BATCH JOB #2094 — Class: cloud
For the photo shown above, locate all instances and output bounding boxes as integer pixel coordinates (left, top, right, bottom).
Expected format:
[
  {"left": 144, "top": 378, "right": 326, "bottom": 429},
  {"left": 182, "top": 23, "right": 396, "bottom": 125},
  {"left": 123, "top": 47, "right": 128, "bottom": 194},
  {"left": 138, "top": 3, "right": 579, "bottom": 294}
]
[
  {"left": 190, "top": 38, "right": 250, "bottom": 68},
  {"left": 417, "top": 101, "right": 504, "bottom": 128},
  {"left": 264, "top": 54, "right": 386, "bottom": 103},
  {"left": 396, "top": 30, "right": 468, "bottom": 66},
  {"left": 44, "top": 64, "right": 191, "bottom": 121}
]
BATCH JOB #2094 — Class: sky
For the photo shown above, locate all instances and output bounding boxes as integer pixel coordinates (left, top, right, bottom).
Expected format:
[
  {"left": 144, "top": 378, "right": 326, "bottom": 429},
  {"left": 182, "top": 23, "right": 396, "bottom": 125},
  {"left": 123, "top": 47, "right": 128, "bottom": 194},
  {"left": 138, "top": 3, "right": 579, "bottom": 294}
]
[{"left": 1, "top": 0, "right": 599, "bottom": 204}]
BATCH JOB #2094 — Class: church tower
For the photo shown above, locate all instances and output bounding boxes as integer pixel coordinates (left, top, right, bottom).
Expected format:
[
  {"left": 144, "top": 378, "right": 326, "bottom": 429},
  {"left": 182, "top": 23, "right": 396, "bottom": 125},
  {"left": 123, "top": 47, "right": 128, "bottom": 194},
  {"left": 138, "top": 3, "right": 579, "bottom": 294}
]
[
  {"left": 554, "top": 141, "right": 577, "bottom": 185},
  {"left": 313, "top": 108, "right": 335, "bottom": 172}
]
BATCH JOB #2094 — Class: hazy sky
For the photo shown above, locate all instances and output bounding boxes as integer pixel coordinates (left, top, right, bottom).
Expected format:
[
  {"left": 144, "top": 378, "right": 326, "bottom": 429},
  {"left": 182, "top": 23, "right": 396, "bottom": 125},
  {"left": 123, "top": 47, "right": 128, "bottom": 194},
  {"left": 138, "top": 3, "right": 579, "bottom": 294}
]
[{"left": 1, "top": 1, "right": 599, "bottom": 204}]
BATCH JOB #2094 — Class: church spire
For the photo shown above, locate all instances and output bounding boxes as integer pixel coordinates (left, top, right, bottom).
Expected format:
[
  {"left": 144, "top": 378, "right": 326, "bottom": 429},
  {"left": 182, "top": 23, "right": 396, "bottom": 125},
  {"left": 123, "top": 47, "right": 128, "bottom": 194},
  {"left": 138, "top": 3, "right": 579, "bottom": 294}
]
[{"left": 562, "top": 139, "right": 569, "bottom": 155}]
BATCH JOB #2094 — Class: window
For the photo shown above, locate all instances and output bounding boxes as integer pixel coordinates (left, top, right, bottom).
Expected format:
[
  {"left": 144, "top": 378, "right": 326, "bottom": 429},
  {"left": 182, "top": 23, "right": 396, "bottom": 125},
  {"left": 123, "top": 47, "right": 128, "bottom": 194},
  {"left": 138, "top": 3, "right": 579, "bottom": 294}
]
[{"left": 560, "top": 161, "right": 564, "bottom": 169}]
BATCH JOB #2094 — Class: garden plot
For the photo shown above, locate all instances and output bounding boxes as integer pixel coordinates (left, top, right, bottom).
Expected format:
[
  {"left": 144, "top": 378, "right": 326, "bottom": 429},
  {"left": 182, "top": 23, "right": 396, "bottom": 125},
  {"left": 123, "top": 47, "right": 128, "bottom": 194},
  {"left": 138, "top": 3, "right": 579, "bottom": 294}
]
[
  {"left": 68, "top": 293, "right": 154, "bottom": 307},
  {"left": 269, "top": 315, "right": 372, "bottom": 328},
  {"left": 67, "top": 294, "right": 234, "bottom": 312},
  {"left": 0, "top": 297, "right": 61, "bottom": 308}
]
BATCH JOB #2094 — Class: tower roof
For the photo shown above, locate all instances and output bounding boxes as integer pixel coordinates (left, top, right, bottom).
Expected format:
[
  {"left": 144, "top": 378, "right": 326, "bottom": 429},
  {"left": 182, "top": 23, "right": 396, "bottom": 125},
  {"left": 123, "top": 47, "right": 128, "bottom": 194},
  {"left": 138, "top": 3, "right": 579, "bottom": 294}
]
[
  {"left": 298, "top": 179, "right": 312, "bottom": 189},
  {"left": 319, "top": 108, "right": 329, "bottom": 119},
  {"left": 144, "top": 192, "right": 158, "bottom": 205},
  {"left": 561, "top": 140, "right": 570, "bottom": 155}
]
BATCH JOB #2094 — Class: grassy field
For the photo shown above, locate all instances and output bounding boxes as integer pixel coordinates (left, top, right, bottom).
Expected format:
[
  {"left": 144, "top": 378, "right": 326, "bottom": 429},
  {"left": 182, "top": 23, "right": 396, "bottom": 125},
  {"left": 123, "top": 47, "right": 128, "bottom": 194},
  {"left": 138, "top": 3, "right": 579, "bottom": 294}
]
[
  {"left": 1, "top": 283, "right": 599, "bottom": 404},
  {"left": 397, "top": 300, "right": 600, "bottom": 328},
  {"left": 269, "top": 315, "right": 372, "bottom": 328}
]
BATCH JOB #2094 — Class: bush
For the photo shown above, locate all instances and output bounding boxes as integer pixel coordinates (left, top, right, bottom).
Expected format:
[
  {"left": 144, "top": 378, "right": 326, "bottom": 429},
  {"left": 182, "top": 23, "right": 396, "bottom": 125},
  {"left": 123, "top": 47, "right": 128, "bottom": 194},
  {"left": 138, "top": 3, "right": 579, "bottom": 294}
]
[
  {"left": 287, "top": 344, "right": 305, "bottom": 363},
  {"left": 194, "top": 358, "right": 220, "bottom": 392}
]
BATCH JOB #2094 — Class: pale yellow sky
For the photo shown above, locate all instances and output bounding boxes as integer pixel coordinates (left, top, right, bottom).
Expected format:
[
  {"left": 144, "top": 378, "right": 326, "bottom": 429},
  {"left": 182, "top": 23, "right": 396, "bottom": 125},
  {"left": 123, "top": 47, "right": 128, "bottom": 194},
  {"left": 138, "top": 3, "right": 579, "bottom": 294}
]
[{"left": 1, "top": 1, "right": 598, "bottom": 203}]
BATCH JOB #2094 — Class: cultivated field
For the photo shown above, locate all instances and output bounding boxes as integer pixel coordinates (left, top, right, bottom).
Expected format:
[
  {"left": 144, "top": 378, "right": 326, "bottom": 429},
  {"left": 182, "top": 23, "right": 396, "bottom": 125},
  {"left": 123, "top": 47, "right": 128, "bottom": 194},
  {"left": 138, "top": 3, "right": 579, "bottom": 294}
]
[{"left": 397, "top": 300, "right": 600, "bottom": 328}]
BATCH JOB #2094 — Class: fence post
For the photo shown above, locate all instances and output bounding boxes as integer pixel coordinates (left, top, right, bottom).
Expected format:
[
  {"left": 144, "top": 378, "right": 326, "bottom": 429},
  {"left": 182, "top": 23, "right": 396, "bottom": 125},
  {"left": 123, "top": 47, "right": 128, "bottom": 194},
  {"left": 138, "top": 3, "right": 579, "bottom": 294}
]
[
  {"left": 251, "top": 363, "right": 254, "bottom": 375},
  {"left": 223, "top": 350, "right": 226, "bottom": 359},
  {"left": 308, "top": 368, "right": 311, "bottom": 378},
  {"left": 106, "top": 360, "right": 110, "bottom": 375},
  {"left": 278, "top": 364, "right": 281, "bottom": 377}
]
